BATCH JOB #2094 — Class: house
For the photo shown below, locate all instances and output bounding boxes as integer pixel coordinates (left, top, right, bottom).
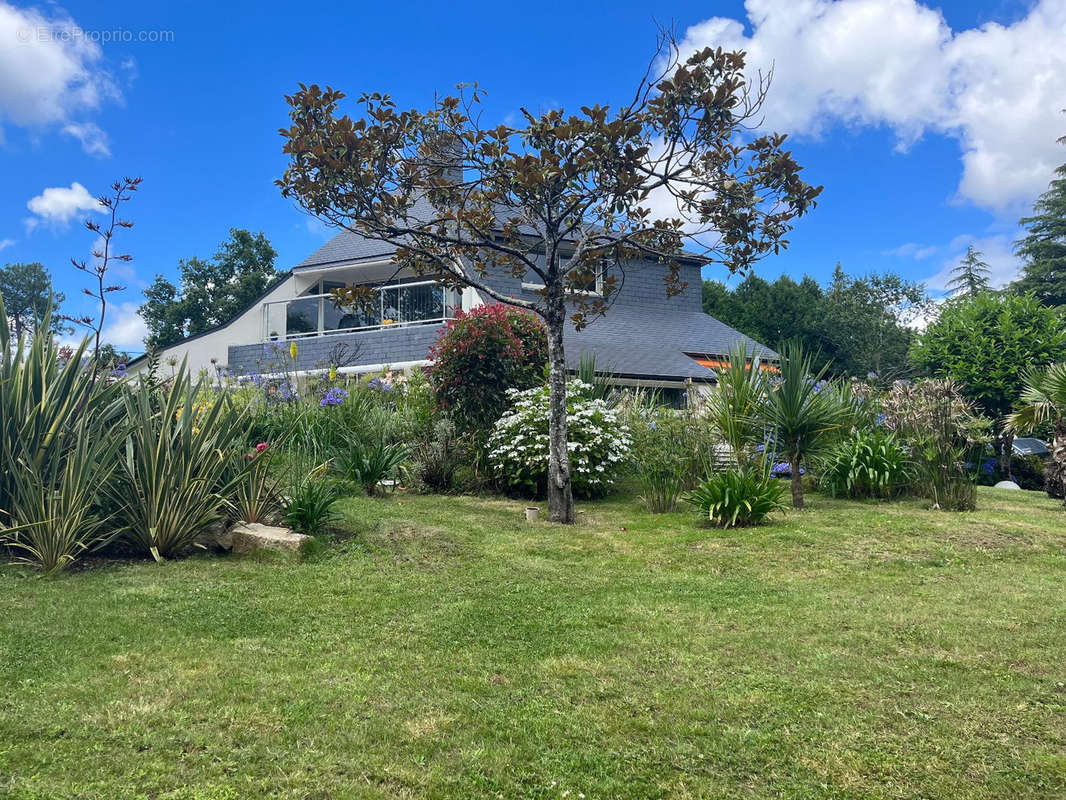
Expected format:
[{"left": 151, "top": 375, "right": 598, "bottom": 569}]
[{"left": 128, "top": 226, "right": 771, "bottom": 395}]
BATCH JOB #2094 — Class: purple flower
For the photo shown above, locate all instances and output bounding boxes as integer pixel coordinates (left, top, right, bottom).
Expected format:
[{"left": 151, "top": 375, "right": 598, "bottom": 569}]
[
  {"left": 867, "top": 371, "right": 879, "bottom": 380},
  {"left": 875, "top": 413, "right": 887, "bottom": 427},
  {"left": 319, "top": 387, "right": 349, "bottom": 407},
  {"left": 771, "top": 462, "right": 805, "bottom": 477},
  {"left": 368, "top": 377, "right": 393, "bottom": 393}
]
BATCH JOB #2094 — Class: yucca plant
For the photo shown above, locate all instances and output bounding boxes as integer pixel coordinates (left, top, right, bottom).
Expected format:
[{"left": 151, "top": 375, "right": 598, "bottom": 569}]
[
  {"left": 108, "top": 364, "right": 252, "bottom": 561},
  {"left": 705, "top": 341, "right": 768, "bottom": 468},
  {"left": 685, "top": 465, "right": 789, "bottom": 528},
  {"left": 337, "top": 436, "right": 409, "bottom": 496},
  {"left": 819, "top": 429, "right": 912, "bottom": 499},
  {"left": 6, "top": 426, "right": 121, "bottom": 574},
  {"left": 757, "top": 340, "right": 848, "bottom": 508},
  {"left": 0, "top": 299, "right": 123, "bottom": 572}
]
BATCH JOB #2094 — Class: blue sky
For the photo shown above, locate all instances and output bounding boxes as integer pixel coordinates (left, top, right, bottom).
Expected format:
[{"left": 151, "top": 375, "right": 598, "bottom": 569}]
[{"left": 1, "top": 0, "right": 1064, "bottom": 352}]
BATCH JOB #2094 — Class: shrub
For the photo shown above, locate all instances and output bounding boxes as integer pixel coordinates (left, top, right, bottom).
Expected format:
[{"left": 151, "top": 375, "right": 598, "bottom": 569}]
[
  {"left": 282, "top": 464, "right": 343, "bottom": 535},
  {"left": 233, "top": 443, "right": 281, "bottom": 523},
  {"left": 405, "top": 417, "right": 461, "bottom": 492},
  {"left": 1010, "top": 454, "right": 1047, "bottom": 492},
  {"left": 685, "top": 467, "right": 789, "bottom": 528},
  {"left": 428, "top": 305, "right": 547, "bottom": 433},
  {"left": 881, "top": 379, "right": 989, "bottom": 511},
  {"left": 624, "top": 400, "right": 717, "bottom": 512},
  {"left": 337, "top": 437, "right": 410, "bottom": 495},
  {"left": 0, "top": 301, "right": 123, "bottom": 572},
  {"left": 487, "top": 379, "right": 629, "bottom": 498},
  {"left": 6, "top": 428, "right": 120, "bottom": 574},
  {"left": 819, "top": 429, "right": 911, "bottom": 499},
  {"left": 107, "top": 366, "right": 253, "bottom": 561}
]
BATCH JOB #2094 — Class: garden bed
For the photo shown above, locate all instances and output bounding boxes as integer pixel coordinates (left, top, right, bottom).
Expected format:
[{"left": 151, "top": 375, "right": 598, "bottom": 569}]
[{"left": 2, "top": 487, "right": 1065, "bottom": 798}]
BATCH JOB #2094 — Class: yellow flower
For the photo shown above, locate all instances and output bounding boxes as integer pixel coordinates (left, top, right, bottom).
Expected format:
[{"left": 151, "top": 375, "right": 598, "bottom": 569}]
[
  {"left": 289, "top": 340, "right": 299, "bottom": 360},
  {"left": 383, "top": 319, "right": 394, "bottom": 326},
  {"left": 329, "top": 364, "right": 337, "bottom": 382}
]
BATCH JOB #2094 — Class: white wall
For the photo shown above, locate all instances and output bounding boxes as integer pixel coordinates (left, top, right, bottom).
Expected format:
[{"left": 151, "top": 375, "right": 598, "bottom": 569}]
[
  {"left": 127, "top": 274, "right": 296, "bottom": 378},
  {"left": 128, "top": 259, "right": 486, "bottom": 378}
]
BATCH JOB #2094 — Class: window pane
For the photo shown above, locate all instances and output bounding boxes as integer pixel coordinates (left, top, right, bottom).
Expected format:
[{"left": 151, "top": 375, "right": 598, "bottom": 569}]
[{"left": 286, "top": 297, "right": 318, "bottom": 335}]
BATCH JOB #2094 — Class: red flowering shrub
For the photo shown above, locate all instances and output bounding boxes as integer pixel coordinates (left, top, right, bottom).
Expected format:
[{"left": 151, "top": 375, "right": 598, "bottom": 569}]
[{"left": 428, "top": 304, "right": 547, "bottom": 432}]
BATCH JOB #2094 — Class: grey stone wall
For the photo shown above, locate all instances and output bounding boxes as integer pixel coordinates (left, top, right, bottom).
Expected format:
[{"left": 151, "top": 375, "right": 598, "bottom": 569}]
[{"left": 227, "top": 322, "right": 445, "bottom": 375}]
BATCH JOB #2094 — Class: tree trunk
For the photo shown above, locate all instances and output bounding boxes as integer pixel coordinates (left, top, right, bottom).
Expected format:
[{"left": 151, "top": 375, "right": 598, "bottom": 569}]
[
  {"left": 1048, "top": 417, "right": 1066, "bottom": 505},
  {"left": 544, "top": 300, "right": 574, "bottom": 524},
  {"left": 789, "top": 454, "right": 804, "bottom": 509}
]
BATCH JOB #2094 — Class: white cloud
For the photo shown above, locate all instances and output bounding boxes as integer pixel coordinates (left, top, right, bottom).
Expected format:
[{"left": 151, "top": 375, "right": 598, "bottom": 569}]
[
  {"left": 101, "top": 302, "right": 147, "bottom": 349},
  {"left": 883, "top": 242, "right": 938, "bottom": 260},
  {"left": 25, "top": 182, "right": 102, "bottom": 229},
  {"left": 0, "top": 1, "right": 119, "bottom": 152},
  {"left": 0, "top": 237, "right": 14, "bottom": 252},
  {"left": 924, "top": 231, "right": 1022, "bottom": 291},
  {"left": 676, "top": 0, "right": 1066, "bottom": 211},
  {"left": 61, "top": 121, "right": 110, "bottom": 156}
]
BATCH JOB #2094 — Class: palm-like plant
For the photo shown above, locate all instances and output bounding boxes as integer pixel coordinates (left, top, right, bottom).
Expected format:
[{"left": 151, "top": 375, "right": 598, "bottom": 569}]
[
  {"left": 0, "top": 299, "right": 124, "bottom": 572},
  {"left": 758, "top": 340, "right": 847, "bottom": 509},
  {"left": 705, "top": 341, "right": 768, "bottom": 468},
  {"left": 108, "top": 364, "right": 253, "bottom": 561},
  {"left": 1006, "top": 362, "right": 1066, "bottom": 503}
]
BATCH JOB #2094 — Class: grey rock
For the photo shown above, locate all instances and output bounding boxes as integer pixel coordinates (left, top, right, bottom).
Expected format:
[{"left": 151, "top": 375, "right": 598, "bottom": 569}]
[{"left": 230, "top": 522, "right": 310, "bottom": 555}]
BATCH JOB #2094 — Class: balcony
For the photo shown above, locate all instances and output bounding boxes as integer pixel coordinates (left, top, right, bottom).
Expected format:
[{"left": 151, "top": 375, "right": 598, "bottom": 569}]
[{"left": 262, "top": 280, "right": 459, "bottom": 341}]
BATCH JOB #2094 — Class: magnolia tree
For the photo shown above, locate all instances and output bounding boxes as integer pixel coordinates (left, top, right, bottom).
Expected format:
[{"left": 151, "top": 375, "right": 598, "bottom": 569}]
[{"left": 277, "top": 38, "right": 821, "bottom": 522}]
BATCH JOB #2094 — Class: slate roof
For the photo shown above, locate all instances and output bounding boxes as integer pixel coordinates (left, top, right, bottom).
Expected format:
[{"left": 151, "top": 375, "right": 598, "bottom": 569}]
[
  {"left": 297, "top": 196, "right": 708, "bottom": 269},
  {"left": 565, "top": 307, "right": 774, "bottom": 382},
  {"left": 296, "top": 228, "right": 396, "bottom": 268}
]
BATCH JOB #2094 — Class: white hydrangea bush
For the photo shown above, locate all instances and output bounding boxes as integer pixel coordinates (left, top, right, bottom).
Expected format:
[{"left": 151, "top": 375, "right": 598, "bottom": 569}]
[{"left": 487, "top": 379, "right": 631, "bottom": 498}]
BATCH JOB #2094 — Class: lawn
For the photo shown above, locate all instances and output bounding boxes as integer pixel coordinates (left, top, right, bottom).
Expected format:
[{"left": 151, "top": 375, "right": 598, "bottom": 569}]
[{"left": 2, "top": 487, "right": 1065, "bottom": 799}]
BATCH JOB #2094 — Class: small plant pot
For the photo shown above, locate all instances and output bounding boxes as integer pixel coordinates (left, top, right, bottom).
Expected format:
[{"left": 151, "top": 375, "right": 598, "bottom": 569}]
[{"left": 525, "top": 507, "right": 540, "bottom": 523}]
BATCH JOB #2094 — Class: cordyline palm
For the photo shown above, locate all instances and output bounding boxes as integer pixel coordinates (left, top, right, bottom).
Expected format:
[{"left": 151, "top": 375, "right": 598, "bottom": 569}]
[
  {"left": 706, "top": 341, "right": 768, "bottom": 469},
  {"left": 759, "top": 341, "right": 846, "bottom": 509},
  {"left": 1006, "top": 362, "right": 1066, "bottom": 504}
]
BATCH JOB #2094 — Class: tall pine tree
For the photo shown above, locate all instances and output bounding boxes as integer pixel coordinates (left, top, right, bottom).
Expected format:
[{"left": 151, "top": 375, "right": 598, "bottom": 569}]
[
  {"left": 946, "top": 245, "right": 991, "bottom": 297},
  {"left": 1014, "top": 130, "right": 1066, "bottom": 307}
]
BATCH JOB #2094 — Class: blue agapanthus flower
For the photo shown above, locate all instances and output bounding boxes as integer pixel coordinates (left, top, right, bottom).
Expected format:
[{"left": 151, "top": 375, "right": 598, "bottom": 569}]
[
  {"left": 320, "top": 387, "right": 349, "bottom": 407},
  {"left": 367, "top": 377, "right": 393, "bottom": 393},
  {"left": 771, "top": 462, "right": 805, "bottom": 478}
]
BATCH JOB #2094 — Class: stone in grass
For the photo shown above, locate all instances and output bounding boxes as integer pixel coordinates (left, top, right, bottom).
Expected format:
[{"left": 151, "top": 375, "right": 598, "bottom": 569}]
[
  {"left": 993, "top": 480, "right": 1022, "bottom": 490},
  {"left": 230, "top": 522, "right": 310, "bottom": 555}
]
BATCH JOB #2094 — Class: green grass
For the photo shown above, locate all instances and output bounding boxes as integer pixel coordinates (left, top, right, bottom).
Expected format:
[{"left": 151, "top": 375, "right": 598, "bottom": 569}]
[{"left": 2, "top": 486, "right": 1065, "bottom": 798}]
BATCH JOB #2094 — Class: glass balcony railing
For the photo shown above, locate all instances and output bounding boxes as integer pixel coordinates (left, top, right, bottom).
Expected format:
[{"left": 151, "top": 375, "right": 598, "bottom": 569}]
[{"left": 262, "top": 280, "right": 458, "bottom": 341}]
